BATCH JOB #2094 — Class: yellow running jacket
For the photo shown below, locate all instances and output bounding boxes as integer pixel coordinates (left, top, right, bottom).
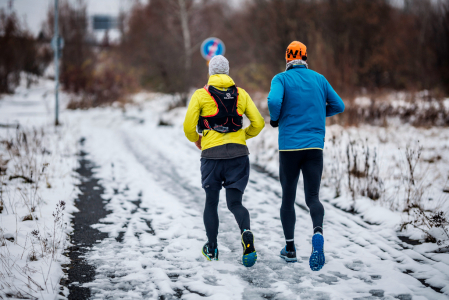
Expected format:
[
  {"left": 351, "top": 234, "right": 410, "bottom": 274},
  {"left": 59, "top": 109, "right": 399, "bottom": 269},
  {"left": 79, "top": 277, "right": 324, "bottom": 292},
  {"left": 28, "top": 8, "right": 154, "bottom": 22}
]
[{"left": 183, "top": 74, "right": 265, "bottom": 150}]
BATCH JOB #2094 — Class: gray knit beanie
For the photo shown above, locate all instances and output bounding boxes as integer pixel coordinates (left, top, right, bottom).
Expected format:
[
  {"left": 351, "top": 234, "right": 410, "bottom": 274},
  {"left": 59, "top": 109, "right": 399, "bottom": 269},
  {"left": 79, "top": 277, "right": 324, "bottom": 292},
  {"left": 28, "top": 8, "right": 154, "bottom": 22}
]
[{"left": 209, "top": 55, "right": 229, "bottom": 76}]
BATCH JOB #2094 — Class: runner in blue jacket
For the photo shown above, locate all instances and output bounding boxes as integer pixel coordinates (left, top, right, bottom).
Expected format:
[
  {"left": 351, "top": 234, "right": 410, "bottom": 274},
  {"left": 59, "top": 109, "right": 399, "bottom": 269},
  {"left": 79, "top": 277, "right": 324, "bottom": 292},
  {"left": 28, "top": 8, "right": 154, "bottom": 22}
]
[{"left": 267, "top": 41, "right": 344, "bottom": 271}]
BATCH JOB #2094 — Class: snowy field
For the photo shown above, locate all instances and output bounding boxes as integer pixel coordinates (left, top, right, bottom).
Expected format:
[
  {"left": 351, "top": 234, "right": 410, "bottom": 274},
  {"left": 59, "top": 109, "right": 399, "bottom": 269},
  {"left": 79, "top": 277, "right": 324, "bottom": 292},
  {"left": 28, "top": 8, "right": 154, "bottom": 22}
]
[
  {"left": 1, "top": 78, "right": 449, "bottom": 299},
  {"left": 249, "top": 121, "right": 449, "bottom": 241}
]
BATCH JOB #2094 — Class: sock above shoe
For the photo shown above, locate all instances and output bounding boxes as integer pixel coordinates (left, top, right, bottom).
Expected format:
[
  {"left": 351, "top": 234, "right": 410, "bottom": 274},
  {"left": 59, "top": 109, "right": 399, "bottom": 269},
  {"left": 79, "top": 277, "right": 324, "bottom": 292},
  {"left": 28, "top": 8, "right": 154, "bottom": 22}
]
[
  {"left": 314, "top": 226, "right": 323, "bottom": 234},
  {"left": 208, "top": 241, "right": 217, "bottom": 250},
  {"left": 286, "top": 240, "right": 295, "bottom": 252}
]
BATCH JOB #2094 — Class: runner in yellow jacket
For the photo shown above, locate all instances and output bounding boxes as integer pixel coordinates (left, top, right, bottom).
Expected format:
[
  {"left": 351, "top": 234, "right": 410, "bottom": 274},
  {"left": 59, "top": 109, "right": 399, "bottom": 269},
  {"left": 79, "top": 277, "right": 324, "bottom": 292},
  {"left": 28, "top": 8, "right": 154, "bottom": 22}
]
[
  {"left": 183, "top": 76, "right": 265, "bottom": 150},
  {"left": 183, "top": 55, "right": 264, "bottom": 267}
]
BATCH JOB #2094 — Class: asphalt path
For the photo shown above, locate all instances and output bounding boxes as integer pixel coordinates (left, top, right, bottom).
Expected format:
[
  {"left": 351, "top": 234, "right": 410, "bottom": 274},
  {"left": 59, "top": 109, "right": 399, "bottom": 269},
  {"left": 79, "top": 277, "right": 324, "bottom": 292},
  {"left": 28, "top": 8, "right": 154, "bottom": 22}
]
[{"left": 64, "top": 139, "right": 110, "bottom": 300}]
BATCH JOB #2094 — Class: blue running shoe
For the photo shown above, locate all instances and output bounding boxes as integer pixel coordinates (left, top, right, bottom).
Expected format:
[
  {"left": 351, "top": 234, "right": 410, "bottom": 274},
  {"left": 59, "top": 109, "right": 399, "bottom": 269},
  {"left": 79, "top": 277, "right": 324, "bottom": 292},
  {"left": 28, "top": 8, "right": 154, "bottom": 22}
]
[
  {"left": 202, "top": 242, "right": 219, "bottom": 261},
  {"left": 280, "top": 246, "right": 297, "bottom": 263},
  {"left": 241, "top": 230, "right": 257, "bottom": 267},
  {"left": 309, "top": 233, "right": 325, "bottom": 271}
]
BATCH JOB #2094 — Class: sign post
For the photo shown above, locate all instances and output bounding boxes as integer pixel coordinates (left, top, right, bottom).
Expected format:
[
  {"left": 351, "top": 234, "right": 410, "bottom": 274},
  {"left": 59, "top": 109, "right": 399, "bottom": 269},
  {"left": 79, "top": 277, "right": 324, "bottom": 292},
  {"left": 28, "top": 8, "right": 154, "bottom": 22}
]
[
  {"left": 200, "top": 37, "right": 226, "bottom": 62},
  {"left": 53, "top": 0, "right": 60, "bottom": 126}
]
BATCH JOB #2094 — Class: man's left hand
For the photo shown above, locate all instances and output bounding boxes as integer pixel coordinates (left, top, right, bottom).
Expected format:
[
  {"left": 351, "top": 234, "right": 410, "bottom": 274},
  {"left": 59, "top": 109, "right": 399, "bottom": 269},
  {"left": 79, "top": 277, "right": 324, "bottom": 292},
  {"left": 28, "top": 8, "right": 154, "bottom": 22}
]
[{"left": 195, "top": 135, "right": 202, "bottom": 150}]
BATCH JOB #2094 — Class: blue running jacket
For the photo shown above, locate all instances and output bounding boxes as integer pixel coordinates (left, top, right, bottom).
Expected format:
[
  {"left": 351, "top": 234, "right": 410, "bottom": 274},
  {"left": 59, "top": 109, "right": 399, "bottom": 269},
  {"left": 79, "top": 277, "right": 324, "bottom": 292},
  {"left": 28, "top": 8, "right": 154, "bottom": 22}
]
[{"left": 267, "top": 65, "right": 345, "bottom": 150}]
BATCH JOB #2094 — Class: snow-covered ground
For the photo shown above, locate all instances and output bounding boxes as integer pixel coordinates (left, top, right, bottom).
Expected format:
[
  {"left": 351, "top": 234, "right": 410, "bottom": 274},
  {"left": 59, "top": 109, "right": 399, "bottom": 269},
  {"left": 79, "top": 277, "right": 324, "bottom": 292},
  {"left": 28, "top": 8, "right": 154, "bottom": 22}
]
[
  {"left": 1, "top": 78, "right": 449, "bottom": 299},
  {"left": 0, "top": 76, "right": 78, "bottom": 299},
  {"left": 68, "top": 103, "right": 449, "bottom": 299},
  {"left": 248, "top": 122, "right": 449, "bottom": 244}
]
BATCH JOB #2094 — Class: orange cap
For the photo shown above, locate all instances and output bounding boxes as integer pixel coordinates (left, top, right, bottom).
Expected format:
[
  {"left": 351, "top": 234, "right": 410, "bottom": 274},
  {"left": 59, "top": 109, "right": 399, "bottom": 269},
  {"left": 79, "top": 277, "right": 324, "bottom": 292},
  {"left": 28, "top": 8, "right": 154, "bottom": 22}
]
[{"left": 285, "top": 41, "right": 307, "bottom": 61}]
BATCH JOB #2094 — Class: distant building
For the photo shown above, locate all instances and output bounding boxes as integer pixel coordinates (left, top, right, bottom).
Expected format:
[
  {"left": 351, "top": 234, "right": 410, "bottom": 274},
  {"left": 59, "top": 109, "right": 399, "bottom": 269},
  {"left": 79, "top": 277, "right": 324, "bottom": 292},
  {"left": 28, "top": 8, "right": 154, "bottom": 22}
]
[
  {"left": 91, "top": 14, "right": 121, "bottom": 45},
  {"left": 92, "top": 15, "right": 118, "bottom": 30}
]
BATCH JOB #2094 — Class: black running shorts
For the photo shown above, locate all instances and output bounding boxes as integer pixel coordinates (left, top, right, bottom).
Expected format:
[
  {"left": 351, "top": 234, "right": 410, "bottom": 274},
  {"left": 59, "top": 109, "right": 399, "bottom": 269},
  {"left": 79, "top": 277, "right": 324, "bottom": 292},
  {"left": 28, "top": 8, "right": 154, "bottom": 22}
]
[{"left": 200, "top": 155, "right": 250, "bottom": 193}]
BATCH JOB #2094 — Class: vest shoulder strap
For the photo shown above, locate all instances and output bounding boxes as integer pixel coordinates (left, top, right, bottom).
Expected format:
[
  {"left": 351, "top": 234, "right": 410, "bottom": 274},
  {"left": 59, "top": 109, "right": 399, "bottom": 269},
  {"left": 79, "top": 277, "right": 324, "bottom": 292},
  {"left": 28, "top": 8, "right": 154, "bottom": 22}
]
[{"left": 202, "top": 85, "right": 218, "bottom": 118}]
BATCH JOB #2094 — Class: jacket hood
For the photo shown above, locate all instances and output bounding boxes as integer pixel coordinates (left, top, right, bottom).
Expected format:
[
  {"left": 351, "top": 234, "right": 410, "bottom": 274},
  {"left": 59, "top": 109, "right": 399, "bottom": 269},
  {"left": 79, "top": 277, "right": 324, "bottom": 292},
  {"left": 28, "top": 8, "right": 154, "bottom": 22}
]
[{"left": 208, "top": 74, "right": 235, "bottom": 88}]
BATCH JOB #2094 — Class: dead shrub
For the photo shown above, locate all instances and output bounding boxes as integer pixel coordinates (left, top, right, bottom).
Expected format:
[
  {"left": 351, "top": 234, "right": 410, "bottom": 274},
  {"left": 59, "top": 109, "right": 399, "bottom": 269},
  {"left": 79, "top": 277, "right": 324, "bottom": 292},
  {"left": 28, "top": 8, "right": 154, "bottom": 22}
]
[
  {"left": 328, "top": 135, "right": 344, "bottom": 198},
  {"left": 346, "top": 139, "right": 383, "bottom": 202},
  {"left": 0, "top": 127, "right": 68, "bottom": 298},
  {"left": 66, "top": 54, "right": 138, "bottom": 109},
  {"left": 328, "top": 92, "right": 449, "bottom": 128},
  {"left": 0, "top": 10, "right": 50, "bottom": 94},
  {"left": 403, "top": 144, "right": 424, "bottom": 212},
  {"left": 28, "top": 251, "right": 38, "bottom": 262},
  {"left": 393, "top": 143, "right": 447, "bottom": 244},
  {"left": 401, "top": 204, "right": 449, "bottom": 244},
  {"left": 41, "top": 1, "right": 138, "bottom": 109}
]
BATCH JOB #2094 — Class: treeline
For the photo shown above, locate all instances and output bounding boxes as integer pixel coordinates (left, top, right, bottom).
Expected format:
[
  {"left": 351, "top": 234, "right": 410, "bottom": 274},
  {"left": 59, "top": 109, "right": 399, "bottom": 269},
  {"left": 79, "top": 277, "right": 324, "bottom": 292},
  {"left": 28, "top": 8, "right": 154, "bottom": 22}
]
[
  {"left": 1, "top": 0, "right": 448, "bottom": 104},
  {"left": 41, "top": 2, "right": 137, "bottom": 108},
  {"left": 0, "top": 2, "right": 136, "bottom": 107},
  {"left": 121, "top": 0, "right": 449, "bottom": 97},
  {"left": 0, "top": 11, "right": 51, "bottom": 94}
]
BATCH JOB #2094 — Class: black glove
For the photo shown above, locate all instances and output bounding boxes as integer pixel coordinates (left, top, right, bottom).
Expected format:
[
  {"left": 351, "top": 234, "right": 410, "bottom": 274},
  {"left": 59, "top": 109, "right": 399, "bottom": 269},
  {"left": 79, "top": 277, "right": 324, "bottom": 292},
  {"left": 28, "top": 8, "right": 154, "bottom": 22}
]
[{"left": 270, "top": 119, "right": 279, "bottom": 128}]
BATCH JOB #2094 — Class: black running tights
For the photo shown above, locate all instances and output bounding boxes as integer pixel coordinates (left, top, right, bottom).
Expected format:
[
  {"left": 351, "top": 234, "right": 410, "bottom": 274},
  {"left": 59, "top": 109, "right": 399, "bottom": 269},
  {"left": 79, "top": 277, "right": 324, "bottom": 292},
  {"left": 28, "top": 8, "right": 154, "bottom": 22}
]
[
  {"left": 279, "top": 150, "right": 324, "bottom": 241},
  {"left": 204, "top": 188, "right": 250, "bottom": 245}
]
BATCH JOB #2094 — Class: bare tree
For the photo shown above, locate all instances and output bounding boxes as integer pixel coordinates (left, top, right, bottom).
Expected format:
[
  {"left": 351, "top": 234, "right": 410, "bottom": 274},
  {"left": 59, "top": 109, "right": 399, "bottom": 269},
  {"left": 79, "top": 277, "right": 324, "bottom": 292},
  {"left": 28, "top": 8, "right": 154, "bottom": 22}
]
[
  {"left": 118, "top": 0, "right": 449, "bottom": 100},
  {"left": 178, "top": 0, "right": 192, "bottom": 75},
  {"left": 168, "top": 0, "right": 193, "bottom": 103},
  {"left": 0, "top": 10, "right": 45, "bottom": 94}
]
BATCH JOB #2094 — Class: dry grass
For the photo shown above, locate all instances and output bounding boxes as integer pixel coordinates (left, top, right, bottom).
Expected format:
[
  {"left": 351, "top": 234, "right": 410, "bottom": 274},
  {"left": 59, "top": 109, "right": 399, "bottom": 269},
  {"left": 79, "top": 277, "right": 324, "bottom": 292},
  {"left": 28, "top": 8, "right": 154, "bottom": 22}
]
[
  {"left": 324, "top": 134, "right": 449, "bottom": 244},
  {"left": 401, "top": 205, "right": 449, "bottom": 244},
  {"left": 0, "top": 128, "right": 69, "bottom": 298},
  {"left": 252, "top": 90, "right": 448, "bottom": 128},
  {"left": 66, "top": 53, "right": 139, "bottom": 109},
  {"left": 342, "top": 139, "right": 384, "bottom": 204},
  {"left": 328, "top": 92, "right": 449, "bottom": 128}
]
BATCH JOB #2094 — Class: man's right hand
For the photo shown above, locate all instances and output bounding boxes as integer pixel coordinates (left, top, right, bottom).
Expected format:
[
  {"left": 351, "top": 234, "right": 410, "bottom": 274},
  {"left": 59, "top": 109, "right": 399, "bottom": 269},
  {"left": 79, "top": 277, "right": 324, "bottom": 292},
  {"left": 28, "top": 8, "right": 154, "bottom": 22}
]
[
  {"left": 194, "top": 135, "right": 202, "bottom": 150},
  {"left": 270, "top": 119, "right": 279, "bottom": 128}
]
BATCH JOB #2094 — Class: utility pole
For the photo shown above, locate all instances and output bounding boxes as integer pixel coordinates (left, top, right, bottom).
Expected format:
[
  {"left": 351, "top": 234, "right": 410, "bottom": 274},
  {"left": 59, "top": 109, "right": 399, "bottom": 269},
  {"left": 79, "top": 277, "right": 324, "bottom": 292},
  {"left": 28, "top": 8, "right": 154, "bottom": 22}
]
[{"left": 54, "top": 0, "right": 60, "bottom": 126}]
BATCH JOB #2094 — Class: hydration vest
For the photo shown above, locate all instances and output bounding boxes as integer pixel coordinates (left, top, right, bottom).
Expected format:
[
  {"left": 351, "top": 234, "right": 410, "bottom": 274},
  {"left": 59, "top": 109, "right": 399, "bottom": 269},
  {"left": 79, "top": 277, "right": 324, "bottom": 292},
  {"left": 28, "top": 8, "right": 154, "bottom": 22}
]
[{"left": 197, "top": 85, "right": 243, "bottom": 133}]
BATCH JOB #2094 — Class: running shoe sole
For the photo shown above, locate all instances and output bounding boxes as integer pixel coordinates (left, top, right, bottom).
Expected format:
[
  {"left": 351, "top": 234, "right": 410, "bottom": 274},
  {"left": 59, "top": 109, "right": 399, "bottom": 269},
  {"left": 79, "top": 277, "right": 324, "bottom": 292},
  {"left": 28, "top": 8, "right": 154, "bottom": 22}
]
[
  {"left": 243, "top": 251, "right": 257, "bottom": 267},
  {"left": 241, "top": 231, "right": 257, "bottom": 267},
  {"left": 309, "top": 234, "right": 325, "bottom": 271},
  {"left": 279, "top": 254, "right": 298, "bottom": 263},
  {"left": 202, "top": 247, "right": 212, "bottom": 261}
]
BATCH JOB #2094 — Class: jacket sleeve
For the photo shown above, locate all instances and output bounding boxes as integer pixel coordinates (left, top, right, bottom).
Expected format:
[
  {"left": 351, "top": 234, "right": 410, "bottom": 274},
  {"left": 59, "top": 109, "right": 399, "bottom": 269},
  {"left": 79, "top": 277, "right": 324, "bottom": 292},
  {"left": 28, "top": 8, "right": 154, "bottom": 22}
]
[
  {"left": 241, "top": 90, "right": 265, "bottom": 140},
  {"left": 183, "top": 92, "right": 200, "bottom": 142},
  {"left": 267, "top": 74, "right": 284, "bottom": 121},
  {"left": 325, "top": 79, "right": 345, "bottom": 117}
]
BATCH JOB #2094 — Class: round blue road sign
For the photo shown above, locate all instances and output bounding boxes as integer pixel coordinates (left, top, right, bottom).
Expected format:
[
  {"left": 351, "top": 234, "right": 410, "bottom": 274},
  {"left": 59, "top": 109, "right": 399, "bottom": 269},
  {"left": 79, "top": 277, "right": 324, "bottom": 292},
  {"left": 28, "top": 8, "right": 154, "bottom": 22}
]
[{"left": 200, "top": 37, "right": 226, "bottom": 61}]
